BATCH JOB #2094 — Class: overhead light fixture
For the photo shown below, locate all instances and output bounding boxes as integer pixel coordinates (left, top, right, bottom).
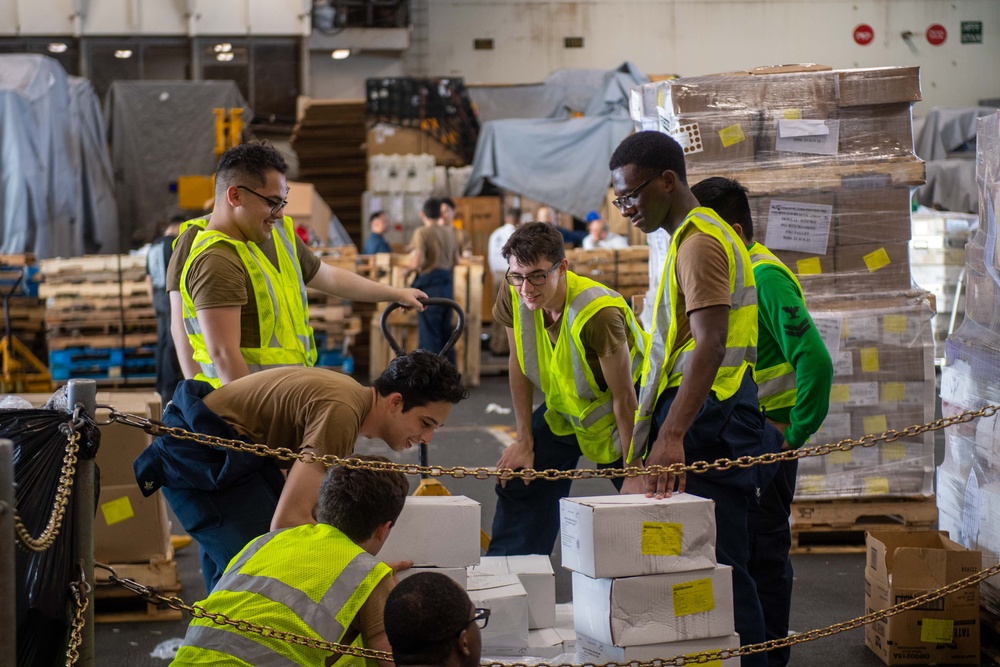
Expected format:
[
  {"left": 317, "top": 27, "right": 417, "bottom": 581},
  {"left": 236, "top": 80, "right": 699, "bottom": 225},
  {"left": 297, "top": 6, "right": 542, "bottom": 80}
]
[
  {"left": 331, "top": 49, "right": 351, "bottom": 60},
  {"left": 216, "top": 52, "right": 234, "bottom": 62},
  {"left": 114, "top": 49, "right": 133, "bottom": 59},
  {"left": 213, "top": 42, "right": 233, "bottom": 54},
  {"left": 47, "top": 42, "right": 68, "bottom": 53}
]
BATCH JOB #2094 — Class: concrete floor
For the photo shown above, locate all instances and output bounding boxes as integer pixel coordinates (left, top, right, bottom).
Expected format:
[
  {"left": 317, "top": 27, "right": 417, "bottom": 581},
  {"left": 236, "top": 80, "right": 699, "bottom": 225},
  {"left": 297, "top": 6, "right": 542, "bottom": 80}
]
[{"left": 94, "top": 372, "right": 1000, "bottom": 666}]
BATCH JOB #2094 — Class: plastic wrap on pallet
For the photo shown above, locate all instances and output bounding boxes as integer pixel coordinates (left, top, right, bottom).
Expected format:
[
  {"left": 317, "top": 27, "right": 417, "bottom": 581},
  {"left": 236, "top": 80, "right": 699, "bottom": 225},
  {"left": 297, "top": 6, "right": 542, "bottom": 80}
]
[
  {"left": 796, "top": 291, "right": 936, "bottom": 500},
  {"left": 937, "top": 111, "right": 1000, "bottom": 617}
]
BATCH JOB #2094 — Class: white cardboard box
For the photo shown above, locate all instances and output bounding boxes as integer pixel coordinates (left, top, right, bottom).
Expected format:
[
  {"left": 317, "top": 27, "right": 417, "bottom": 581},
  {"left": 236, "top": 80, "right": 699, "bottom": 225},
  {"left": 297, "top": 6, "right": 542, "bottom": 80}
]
[
  {"left": 554, "top": 602, "right": 576, "bottom": 652},
  {"left": 487, "top": 628, "right": 565, "bottom": 659},
  {"left": 470, "top": 555, "right": 555, "bottom": 629},
  {"left": 395, "top": 566, "right": 468, "bottom": 589},
  {"left": 560, "top": 494, "right": 717, "bottom": 578},
  {"left": 572, "top": 566, "right": 735, "bottom": 646},
  {"left": 467, "top": 573, "right": 529, "bottom": 651},
  {"left": 378, "top": 496, "right": 481, "bottom": 567},
  {"left": 576, "top": 632, "right": 741, "bottom": 665}
]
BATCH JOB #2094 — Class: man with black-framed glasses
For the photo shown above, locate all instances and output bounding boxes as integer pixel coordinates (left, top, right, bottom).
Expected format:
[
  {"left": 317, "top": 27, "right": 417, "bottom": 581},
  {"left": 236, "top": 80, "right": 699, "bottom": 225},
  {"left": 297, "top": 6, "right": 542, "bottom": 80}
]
[
  {"left": 385, "top": 572, "right": 485, "bottom": 667},
  {"left": 486, "top": 222, "right": 649, "bottom": 556}
]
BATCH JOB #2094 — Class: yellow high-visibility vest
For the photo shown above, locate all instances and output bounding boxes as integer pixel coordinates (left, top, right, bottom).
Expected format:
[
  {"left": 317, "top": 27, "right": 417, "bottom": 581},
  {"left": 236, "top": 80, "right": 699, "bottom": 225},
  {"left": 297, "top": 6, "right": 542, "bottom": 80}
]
[
  {"left": 632, "top": 208, "right": 758, "bottom": 459},
  {"left": 179, "top": 215, "right": 315, "bottom": 387},
  {"left": 512, "top": 271, "right": 648, "bottom": 464},
  {"left": 171, "top": 523, "right": 390, "bottom": 667}
]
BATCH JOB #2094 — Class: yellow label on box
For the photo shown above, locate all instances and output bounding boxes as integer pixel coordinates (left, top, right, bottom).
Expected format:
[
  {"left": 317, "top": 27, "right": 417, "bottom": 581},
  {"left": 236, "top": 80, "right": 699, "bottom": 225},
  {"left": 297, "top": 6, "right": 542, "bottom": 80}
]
[
  {"left": 864, "top": 477, "right": 890, "bottom": 495},
  {"left": 718, "top": 124, "right": 746, "bottom": 147},
  {"left": 884, "top": 315, "right": 908, "bottom": 333},
  {"left": 829, "top": 450, "right": 852, "bottom": 464},
  {"left": 673, "top": 577, "right": 715, "bottom": 617},
  {"left": 641, "top": 522, "right": 683, "bottom": 556},
  {"left": 860, "top": 348, "right": 880, "bottom": 373},
  {"left": 796, "top": 257, "right": 823, "bottom": 275},
  {"left": 863, "top": 414, "right": 888, "bottom": 434},
  {"left": 799, "top": 475, "right": 826, "bottom": 494},
  {"left": 684, "top": 656, "right": 722, "bottom": 667},
  {"left": 882, "top": 382, "right": 906, "bottom": 402},
  {"left": 920, "top": 618, "right": 954, "bottom": 644},
  {"left": 101, "top": 496, "right": 135, "bottom": 527},
  {"left": 863, "top": 247, "right": 891, "bottom": 272},
  {"left": 884, "top": 443, "right": 906, "bottom": 461},
  {"left": 782, "top": 109, "right": 803, "bottom": 120},
  {"left": 830, "top": 384, "right": 850, "bottom": 403}
]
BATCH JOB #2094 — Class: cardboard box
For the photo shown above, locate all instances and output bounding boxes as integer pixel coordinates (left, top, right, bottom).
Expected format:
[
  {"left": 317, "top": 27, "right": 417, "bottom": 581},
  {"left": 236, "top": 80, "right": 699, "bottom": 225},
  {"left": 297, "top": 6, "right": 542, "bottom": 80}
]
[
  {"left": 864, "top": 531, "right": 981, "bottom": 665},
  {"left": 753, "top": 191, "right": 836, "bottom": 254},
  {"left": 471, "top": 556, "right": 555, "bottom": 629},
  {"left": 560, "top": 494, "right": 717, "bottom": 579},
  {"left": 572, "top": 566, "right": 735, "bottom": 646},
  {"left": 94, "top": 393, "right": 160, "bottom": 486},
  {"left": 667, "top": 111, "right": 756, "bottom": 166},
  {"left": 836, "top": 67, "right": 921, "bottom": 107},
  {"left": 835, "top": 187, "right": 913, "bottom": 246},
  {"left": 366, "top": 123, "right": 464, "bottom": 167},
  {"left": 286, "top": 181, "right": 333, "bottom": 245},
  {"left": 395, "top": 566, "right": 468, "bottom": 589},
  {"left": 835, "top": 243, "right": 912, "bottom": 292},
  {"left": 378, "top": 496, "right": 481, "bottom": 567},
  {"left": 95, "top": 484, "right": 172, "bottom": 564},
  {"left": 770, "top": 248, "right": 836, "bottom": 293},
  {"left": 467, "top": 573, "right": 529, "bottom": 652},
  {"left": 576, "top": 632, "right": 740, "bottom": 666},
  {"left": 839, "top": 104, "right": 915, "bottom": 162}
]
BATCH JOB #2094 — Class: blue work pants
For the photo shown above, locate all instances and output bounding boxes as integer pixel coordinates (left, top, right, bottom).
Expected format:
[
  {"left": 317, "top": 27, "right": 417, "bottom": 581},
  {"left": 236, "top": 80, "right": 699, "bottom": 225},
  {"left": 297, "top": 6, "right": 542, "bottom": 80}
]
[{"left": 411, "top": 268, "right": 456, "bottom": 364}]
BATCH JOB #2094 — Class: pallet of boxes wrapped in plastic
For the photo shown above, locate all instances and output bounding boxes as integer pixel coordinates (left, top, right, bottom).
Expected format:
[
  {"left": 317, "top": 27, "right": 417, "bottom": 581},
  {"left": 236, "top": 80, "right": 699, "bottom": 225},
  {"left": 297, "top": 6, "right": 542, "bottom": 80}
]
[{"left": 937, "top": 111, "right": 1000, "bottom": 641}]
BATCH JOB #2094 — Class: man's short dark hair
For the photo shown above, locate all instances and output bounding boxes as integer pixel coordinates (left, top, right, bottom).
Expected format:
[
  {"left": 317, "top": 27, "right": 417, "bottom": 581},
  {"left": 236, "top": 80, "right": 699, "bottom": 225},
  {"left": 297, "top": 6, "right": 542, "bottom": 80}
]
[
  {"left": 370, "top": 211, "right": 386, "bottom": 223},
  {"left": 505, "top": 207, "right": 521, "bottom": 221},
  {"left": 385, "top": 572, "right": 474, "bottom": 666},
  {"left": 374, "top": 350, "right": 469, "bottom": 411},
  {"left": 215, "top": 140, "right": 288, "bottom": 193},
  {"left": 609, "top": 131, "right": 687, "bottom": 184},
  {"left": 502, "top": 222, "right": 565, "bottom": 267},
  {"left": 423, "top": 197, "right": 443, "bottom": 220},
  {"left": 441, "top": 197, "right": 456, "bottom": 210},
  {"left": 315, "top": 455, "right": 408, "bottom": 541},
  {"left": 691, "top": 177, "right": 754, "bottom": 240}
]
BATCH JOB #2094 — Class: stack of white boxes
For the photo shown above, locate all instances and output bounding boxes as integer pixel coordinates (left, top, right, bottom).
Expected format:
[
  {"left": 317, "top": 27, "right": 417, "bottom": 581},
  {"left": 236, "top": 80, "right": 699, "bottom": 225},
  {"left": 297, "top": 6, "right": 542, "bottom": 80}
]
[
  {"left": 470, "top": 555, "right": 560, "bottom": 657},
  {"left": 561, "top": 495, "right": 741, "bottom": 665}
]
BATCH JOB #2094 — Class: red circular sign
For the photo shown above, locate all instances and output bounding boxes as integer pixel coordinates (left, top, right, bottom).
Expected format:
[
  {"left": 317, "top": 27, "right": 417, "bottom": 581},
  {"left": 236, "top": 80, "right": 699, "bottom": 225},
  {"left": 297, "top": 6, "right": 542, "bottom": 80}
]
[
  {"left": 854, "top": 24, "right": 875, "bottom": 45},
  {"left": 926, "top": 23, "right": 947, "bottom": 45}
]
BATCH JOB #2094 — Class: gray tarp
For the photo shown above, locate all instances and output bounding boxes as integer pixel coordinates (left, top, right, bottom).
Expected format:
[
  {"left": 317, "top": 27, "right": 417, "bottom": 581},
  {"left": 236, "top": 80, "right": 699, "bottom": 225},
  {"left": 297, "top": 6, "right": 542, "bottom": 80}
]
[
  {"left": 464, "top": 116, "right": 635, "bottom": 221},
  {"left": 464, "top": 63, "right": 646, "bottom": 216},
  {"left": 912, "top": 107, "right": 998, "bottom": 214},
  {"left": 0, "top": 55, "right": 118, "bottom": 257},
  {"left": 106, "top": 81, "right": 251, "bottom": 246}
]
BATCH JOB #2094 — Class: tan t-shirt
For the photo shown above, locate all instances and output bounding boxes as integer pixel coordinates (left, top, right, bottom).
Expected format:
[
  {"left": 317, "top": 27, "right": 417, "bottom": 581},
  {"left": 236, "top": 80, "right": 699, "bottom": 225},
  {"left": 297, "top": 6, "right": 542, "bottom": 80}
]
[
  {"left": 204, "top": 366, "right": 372, "bottom": 459},
  {"left": 166, "top": 225, "right": 201, "bottom": 293},
  {"left": 493, "top": 279, "right": 630, "bottom": 389},
  {"left": 343, "top": 575, "right": 393, "bottom": 645},
  {"left": 410, "top": 225, "right": 458, "bottom": 274},
  {"left": 177, "top": 229, "right": 322, "bottom": 348},
  {"left": 669, "top": 231, "right": 733, "bottom": 354}
]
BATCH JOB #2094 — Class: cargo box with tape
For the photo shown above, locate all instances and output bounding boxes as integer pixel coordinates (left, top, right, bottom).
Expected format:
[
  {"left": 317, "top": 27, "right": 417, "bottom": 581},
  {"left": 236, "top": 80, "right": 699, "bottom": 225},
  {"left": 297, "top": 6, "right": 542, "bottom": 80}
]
[
  {"left": 378, "top": 496, "right": 481, "bottom": 567},
  {"left": 467, "top": 573, "right": 529, "bottom": 654},
  {"left": 864, "top": 530, "right": 981, "bottom": 666},
  {"left": 560, "top": 494, "right": 716, "bottom": 579},
  {"left": 470, "top": 555, "right": 555, "bottom": 629},
  {"left": 576, "top": 631, "right": 740, "bottom": 665},
  {"left": 572, "top": 566, "right": 734, "bottom": 646}
]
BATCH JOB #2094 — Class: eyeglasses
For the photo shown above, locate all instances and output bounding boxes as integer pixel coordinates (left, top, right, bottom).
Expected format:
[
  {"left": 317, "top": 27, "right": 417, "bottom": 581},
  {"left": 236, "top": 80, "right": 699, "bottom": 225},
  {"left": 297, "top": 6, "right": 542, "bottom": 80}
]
[
  {"left": 470, "top": 608, "right": 490, "bottom": 630},
  {"left": 612, "top": 174, "right": 657, "bottom": 212},
  {"left": 506, "top": 262, "right": 560, "bottom": 287},
  {"left": 237, "top": 185, "right": 288, "bottom": 217}
]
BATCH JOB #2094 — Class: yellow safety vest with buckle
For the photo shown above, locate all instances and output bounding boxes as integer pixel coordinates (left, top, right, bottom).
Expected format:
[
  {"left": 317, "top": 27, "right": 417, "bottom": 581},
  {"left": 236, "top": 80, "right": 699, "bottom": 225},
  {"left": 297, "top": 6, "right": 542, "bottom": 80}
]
[
  {"left": 747, "top": 242, "right": 801, "bottom": 413},
  {"left": 171, "top": 523, "right": 391, "bottom": 667},
  {"left": 180, "top": 215, "right": 316, "bottom": 387},
  {"left": 512, "top": 271, "right": 649, "bottom": 464},
  {"left": 631, "top": 208, "right": 758, "bottom": 460}
]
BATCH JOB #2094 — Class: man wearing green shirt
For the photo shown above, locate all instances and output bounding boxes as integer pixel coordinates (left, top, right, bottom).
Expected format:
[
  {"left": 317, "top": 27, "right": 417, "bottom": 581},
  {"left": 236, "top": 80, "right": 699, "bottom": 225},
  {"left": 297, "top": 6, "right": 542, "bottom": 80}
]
[{"left": 693, "top": 177, "right": 833, "bottom": 667}]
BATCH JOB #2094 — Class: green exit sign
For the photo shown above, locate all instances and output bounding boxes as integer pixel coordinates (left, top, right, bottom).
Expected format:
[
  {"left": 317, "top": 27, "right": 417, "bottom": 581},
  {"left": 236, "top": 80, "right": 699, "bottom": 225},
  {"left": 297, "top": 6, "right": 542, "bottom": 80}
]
[{"left": 961, "top": 21, "right": 983, "bottom": 44}]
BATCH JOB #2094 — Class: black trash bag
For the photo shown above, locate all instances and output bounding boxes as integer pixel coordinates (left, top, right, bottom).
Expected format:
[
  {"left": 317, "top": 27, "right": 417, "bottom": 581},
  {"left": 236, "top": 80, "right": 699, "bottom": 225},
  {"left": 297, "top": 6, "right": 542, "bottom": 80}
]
[{"left": 5, "top": 409, "right": 100, "bottom": 667}]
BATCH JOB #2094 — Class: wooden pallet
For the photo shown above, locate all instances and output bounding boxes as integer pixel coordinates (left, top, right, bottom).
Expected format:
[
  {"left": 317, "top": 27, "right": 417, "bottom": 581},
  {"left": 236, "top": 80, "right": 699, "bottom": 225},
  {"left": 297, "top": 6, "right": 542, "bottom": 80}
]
[
  {"left": 39, "top": 254, "right": 145, "bottom": 275},
  {"left": 39, "top": 281, "right": 148, "bottom": 300},
  {"left": 94, "top": 558, "right": 183, "bottom": 623},
  {"left": 790, "top": 496, "right": 938, "bottom": 554},
  {"left": 47, "top": 333, "right": 158, "bottom": 351}
]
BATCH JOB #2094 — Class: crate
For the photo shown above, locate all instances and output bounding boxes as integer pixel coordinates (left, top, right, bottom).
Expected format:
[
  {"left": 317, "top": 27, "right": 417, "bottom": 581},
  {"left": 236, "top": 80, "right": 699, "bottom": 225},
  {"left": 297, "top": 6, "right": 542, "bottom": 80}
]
[
  {"left": 49, "top": 346, "right": 156, "bottom": 381},
  {"left": 94, "top": 558, "right": 182, "bottom": 623}
]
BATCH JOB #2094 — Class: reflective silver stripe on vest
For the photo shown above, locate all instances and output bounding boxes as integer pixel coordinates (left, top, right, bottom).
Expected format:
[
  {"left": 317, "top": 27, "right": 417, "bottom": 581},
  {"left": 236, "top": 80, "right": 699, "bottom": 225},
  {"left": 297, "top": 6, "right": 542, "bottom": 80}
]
[
  {"left": 182, "top": 624, "right": 299, "bottom": 666},
  {"left": 633, "top": 248, "right": 675, "bottom": 447},
  {"left": 212, "top": 549, "right": 378, "bottom": 640},
  {"left": 516, "top": 291, "right": 542, "bottom": 387},
  {"left": 563, "top": 285, "right": 619, "bottom": 400},
  {"left": 758, "top": 372, "right": 797, "bottom": 399},
  {"left": 273, "top": 221, "right": 313, "bottom": 359}
]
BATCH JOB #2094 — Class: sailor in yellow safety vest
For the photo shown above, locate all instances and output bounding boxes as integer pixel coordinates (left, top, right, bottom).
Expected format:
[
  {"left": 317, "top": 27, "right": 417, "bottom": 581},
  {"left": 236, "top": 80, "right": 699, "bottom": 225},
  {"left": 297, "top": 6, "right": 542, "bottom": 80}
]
[
  {"left": 610, "top": 131, "right": 778, "bottom": 667},
  {"left": 167, "top": 140, "right": 427, "bottom": 388},
  {"left": 487, "top": 222, "right": 648, "bottom": 556},
  {"left": 171, "top": 455, "right": 410, "bottom": 667}
]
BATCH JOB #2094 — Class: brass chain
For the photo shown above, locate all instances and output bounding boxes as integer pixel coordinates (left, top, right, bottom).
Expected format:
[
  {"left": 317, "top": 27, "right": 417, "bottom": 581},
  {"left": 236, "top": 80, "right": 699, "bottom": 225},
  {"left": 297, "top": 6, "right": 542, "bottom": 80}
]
[
  {"left": 66, "top": 566, "right": 91, "bottom": 667},
  {"left": 13, "top": 424, "right": 82, "bottom": 552},
  {"left": 101, "top": 560, "right": 1000, "bottom": 667},
  {"left": 110, "top": 403, "right": 999, "bottom": 481}
]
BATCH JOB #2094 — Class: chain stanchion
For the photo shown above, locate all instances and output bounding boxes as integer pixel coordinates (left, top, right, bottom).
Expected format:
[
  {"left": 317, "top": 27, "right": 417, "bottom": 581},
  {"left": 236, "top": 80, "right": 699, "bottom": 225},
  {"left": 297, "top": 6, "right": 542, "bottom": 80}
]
[
  {"left": 107, "top": 404, "right": 1000, "bottom": 482},
  {"left": 66, "top": 566, "right": 91, "bottom": 667},
  {"left": 13, "top": 423, "right": 81, "bottom": 552}
]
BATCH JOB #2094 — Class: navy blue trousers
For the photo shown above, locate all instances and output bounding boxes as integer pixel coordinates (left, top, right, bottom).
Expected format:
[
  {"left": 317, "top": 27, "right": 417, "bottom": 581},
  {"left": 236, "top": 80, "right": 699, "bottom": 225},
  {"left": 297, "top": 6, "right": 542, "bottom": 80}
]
[
  {"left": 650, "top": 370, "right": 769, "bottom": 667},
  {"left": 411, "top": 268, "right": 456, "bottom": 365},
  {"left": 487, "top": 402, "right": 623, "bottom": 556}
]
